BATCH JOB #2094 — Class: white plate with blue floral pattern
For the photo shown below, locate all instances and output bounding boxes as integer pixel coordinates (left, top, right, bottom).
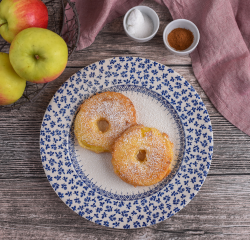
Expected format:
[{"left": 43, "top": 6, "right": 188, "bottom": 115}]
[{"left": 40, "top": 57, "right": 213, "bottom": 229}]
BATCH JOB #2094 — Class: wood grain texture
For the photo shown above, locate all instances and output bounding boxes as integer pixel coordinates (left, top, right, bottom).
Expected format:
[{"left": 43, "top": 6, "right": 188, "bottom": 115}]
[
  {"left": 67, "top": 0, "right": 192, "bottom": 66},
  {"left": 1, "top": 176, "right": 250, "bottom": 239},
  {"left": 1, "top": 0, "right": 250, "bottom": 239}
]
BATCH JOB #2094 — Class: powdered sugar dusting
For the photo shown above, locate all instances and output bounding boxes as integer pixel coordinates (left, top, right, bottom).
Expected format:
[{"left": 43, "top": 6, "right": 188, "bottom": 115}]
[
  {"left": 112, "top": 125, "right": 173, "bottom": 186},
  {"left": 74, "top": 92, "right": 136, "bottom": 151},
  {"left": 74, "top": 90, "right": 182, "bottom": 195},
  {"left": 122, "top": 91, "right": 180, "bottom": 170}
]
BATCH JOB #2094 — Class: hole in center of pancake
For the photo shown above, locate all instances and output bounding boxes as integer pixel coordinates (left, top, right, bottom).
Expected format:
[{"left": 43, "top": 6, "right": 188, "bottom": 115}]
[
  {"left": 97, "top": 119, "right": 109, "bottom": 133},
  {"left": 137, "top": 150, "right": 147, "bottom": 162}
]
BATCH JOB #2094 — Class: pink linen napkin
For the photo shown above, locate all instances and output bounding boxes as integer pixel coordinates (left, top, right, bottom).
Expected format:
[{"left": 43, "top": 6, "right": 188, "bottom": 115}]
[{"left": 65, "top": 0, "right": 250, "bottom": 136}]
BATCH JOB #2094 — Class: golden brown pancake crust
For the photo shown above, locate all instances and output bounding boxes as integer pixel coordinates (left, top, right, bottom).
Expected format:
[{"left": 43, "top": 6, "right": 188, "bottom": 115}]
[
  {"left": 112, "top": 124, "right": 174, "bottom": 186},
  {"left": 74, "top": 91, "right": 137, "bottom": 153}
]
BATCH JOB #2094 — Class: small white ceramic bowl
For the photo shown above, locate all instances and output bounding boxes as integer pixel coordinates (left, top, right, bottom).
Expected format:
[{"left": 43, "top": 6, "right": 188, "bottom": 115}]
[
  {"left": 123, "top": 6, "right": 159, "bottom": 43},
  {"left": 163, "top": 19, "right": 200, "bottom": 56}
]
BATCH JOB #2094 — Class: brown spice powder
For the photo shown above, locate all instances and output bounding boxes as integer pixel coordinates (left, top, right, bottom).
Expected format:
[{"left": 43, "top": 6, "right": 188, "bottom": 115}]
[{"left": 167, "top": 28, "right": 194, "bottom": 51}]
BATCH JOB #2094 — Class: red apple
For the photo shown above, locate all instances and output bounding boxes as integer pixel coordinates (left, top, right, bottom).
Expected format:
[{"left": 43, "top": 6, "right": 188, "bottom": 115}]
[{"left": 0, "top": 0, "right": 48, "bottom": 43}]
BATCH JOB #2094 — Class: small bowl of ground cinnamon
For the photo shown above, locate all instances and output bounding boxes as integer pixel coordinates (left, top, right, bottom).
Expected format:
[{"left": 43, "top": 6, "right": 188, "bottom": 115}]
[{"left": 163, "top": 19, "right": 200, "bottom": 56}]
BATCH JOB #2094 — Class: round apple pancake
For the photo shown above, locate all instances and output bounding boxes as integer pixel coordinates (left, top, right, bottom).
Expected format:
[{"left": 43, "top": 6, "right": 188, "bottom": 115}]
[
  {"left": 74, "top": 91, "right": 137, "bottom": 153},
  {"left": 111, "top": 124, "right": 174, "bottom": 186}
]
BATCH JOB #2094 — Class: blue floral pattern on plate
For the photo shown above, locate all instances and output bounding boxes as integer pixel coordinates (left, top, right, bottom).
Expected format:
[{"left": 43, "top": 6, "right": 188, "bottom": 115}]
[{"left": 40, "top": 57, "right": 213, "bottom": 229}]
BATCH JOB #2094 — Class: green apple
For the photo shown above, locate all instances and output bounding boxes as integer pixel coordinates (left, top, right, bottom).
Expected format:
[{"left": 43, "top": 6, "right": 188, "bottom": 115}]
[
  {"left": 0, "top": 52, "right": 26, "bottom": 106},
  {"left": 9, "top": 27, "right": 68, "bottom": 84},
  {"left": 0, "top": 0, "right": 48, "bottom": 43}
]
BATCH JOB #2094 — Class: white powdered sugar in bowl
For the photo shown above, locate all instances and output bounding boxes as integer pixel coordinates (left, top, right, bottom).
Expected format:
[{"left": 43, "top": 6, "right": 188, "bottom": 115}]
[
  {"left": 126, "top": 9, "right": 154, "bottom": 38},
  {"left": 123, "top": 6, "right": 160, "bottom": 42}
]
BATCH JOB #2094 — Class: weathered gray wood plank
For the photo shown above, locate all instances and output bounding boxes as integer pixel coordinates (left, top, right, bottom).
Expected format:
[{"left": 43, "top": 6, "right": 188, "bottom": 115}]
[
  {"left": 67, "top": 0, "right": 192, "bottom": 66},
  {"left": 0, "top": 175, "right": 250, "bottom": 239}
]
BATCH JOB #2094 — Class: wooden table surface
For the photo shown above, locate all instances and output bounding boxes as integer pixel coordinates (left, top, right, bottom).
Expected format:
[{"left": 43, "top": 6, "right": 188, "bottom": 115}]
[{"left": 1, "top": 1, "right": 250, "bottom": 239}]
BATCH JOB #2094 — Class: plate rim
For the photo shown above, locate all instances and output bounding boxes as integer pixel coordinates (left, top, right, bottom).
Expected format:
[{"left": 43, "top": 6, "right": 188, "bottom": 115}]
[{"left": 40, "top": 56, "right": 213, "bottom": 229}]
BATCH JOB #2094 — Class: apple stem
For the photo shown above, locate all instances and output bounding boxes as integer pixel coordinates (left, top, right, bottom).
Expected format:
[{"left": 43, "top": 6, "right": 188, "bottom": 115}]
[
  {"left": 0, "top": 22, "right": 7, "bottom": 28},
  {"left": 35, "top": 55, "right": 40, "bottom": 60}
]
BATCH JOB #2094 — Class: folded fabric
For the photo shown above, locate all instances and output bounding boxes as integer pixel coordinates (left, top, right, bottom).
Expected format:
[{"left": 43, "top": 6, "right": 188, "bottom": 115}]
[
  {"left": 65, "top": 0, "right": 142, "bottom": 50},
  {"left": 65, "top": 0, "right": 250, "bottom": 136}
]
